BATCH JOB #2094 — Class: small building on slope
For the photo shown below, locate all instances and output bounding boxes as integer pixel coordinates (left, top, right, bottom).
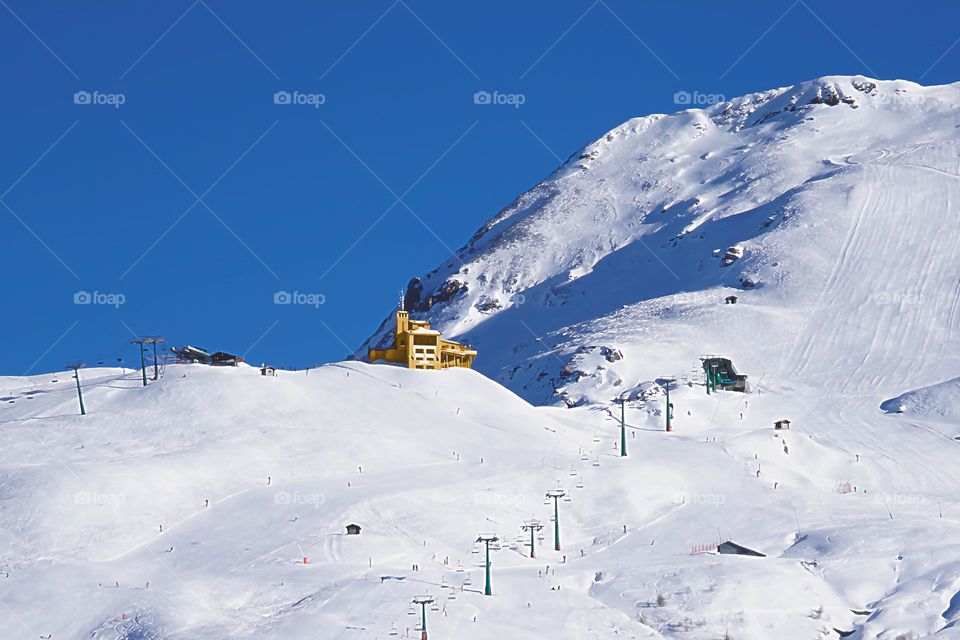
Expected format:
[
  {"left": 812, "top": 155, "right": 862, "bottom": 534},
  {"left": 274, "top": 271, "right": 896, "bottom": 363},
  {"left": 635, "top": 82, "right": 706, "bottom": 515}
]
[
  {"left": 369, "top": 310, "right": 477, "bottom": 370},
  {"left": 717, "top": 541, "right": 765, "bottom": 557},
  {"left": 701, "top": 356, "right": 750, "bottom": 393}
]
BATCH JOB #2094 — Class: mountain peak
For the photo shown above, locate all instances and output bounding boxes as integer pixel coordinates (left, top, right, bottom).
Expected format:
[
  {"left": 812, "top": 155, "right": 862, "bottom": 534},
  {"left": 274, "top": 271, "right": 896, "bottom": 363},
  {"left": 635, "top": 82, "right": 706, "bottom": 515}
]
[{"left": 360, "top": 75, "right": 960, "bottom": 406}]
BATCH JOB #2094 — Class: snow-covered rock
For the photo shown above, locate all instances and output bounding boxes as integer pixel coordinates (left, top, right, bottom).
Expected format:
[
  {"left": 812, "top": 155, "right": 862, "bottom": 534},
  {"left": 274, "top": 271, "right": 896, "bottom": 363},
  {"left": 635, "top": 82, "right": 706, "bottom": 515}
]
[{"left": 882, "top": 375, "right": 960, "bottom": 422}]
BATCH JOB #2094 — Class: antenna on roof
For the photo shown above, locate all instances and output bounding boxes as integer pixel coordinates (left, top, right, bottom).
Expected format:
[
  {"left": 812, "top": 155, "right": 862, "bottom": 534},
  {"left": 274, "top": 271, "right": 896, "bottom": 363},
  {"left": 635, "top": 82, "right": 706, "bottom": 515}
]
[{"left": 398, "top": 289, "right": 405, "bottom": 311}]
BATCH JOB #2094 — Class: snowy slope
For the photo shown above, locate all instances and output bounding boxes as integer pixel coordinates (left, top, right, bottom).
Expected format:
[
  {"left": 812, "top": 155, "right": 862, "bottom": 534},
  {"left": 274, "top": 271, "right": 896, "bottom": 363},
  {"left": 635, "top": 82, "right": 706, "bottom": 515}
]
[
  {"left": 358, "top": 75, "right": 960, "bottom": 408},
  {"left": 4, "top": 74, "right": 960, "bottom": 640},
  {"left": 3, "top": 362, "right": 960, "bottom": 639}
]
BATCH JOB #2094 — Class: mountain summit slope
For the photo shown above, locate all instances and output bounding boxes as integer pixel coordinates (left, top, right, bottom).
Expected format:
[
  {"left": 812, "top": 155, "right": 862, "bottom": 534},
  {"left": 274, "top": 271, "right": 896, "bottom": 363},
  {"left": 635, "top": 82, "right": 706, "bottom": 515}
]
[{"left": 359, "top": 75, "right": 960, "bottom": 406}]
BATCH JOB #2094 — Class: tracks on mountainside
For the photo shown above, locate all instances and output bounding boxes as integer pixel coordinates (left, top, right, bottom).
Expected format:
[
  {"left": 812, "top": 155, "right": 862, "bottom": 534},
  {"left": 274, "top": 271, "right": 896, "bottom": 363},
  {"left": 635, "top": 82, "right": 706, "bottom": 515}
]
[
  {"left": 785, "top": 159, "right": 960, "bottom": 394},
  {"left": 786, "top": 166, "right": 875, "bottom": 381}
]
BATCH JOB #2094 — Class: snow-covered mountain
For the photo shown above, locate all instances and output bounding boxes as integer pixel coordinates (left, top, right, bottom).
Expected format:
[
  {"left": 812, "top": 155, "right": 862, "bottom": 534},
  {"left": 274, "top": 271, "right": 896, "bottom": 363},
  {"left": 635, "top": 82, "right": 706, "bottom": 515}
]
[
  {"left": 5, "top": 360, "right": 960, "bottom": 639},
  {"left": 359, "top": 75, "right": 960, "bottom": 407},
  {"left": 4, "top": 74, "right": 960, "bottom": 640}
]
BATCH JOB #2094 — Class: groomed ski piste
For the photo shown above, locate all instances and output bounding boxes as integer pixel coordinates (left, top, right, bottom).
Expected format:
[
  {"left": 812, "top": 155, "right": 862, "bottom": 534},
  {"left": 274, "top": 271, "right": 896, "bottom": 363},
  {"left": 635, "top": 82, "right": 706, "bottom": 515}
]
[
  {"left": 2, "top": 356, "right": 960, "bottom": 639},
  {"left": 3, "top": 75, "right": 960, "bottom": 639}
]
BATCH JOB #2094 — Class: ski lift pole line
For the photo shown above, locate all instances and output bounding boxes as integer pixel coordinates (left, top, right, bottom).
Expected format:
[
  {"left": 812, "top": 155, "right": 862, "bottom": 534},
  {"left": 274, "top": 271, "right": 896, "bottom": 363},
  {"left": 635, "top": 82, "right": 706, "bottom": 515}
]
[
  {"left": 131, "top": 338, "right": 149, "bottom": 387},
  {"left": 476, "top": 534, "right": 498, "bottom": 596},
  {"left": 615, "top": 395, "right": 628, "bottom": 457},
  {"left": 664, "top": 378, "right": 675, "bottom": 432},
  {"left": 150, "top": 337, "right": 166, "bottom": 381},
  {"left": 545, "top": 489, "right": 566, "bottom": 551},
  {"left": 521, "top": 520, "right": 543, "bottom": 559},
  {"left": 666, "top": 382, "right": 671, "bottom": 431},
  {"left": 67, "top": 362, "right": 85, "bottom": 415},
  {"left": 412, "top": 595, "right": 434, "bottom": 640}
]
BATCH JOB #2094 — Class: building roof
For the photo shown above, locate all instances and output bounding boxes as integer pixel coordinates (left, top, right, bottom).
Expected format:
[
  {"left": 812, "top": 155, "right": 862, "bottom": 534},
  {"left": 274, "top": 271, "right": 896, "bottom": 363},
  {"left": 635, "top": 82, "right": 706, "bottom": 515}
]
[{"left": 717, "top": 541, "right": 765, "bottom": 557}]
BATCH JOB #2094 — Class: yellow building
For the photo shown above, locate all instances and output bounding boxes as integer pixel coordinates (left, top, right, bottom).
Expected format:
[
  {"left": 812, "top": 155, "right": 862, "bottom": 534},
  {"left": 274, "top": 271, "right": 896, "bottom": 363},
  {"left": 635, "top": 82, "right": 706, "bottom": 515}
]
[{"left": 368, "top": 310, "right": 477, "bottom": 370}]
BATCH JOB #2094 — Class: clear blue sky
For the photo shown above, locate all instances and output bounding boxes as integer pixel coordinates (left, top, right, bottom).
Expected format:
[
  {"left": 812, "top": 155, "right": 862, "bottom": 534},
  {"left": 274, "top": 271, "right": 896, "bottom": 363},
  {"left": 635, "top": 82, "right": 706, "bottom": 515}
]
[{"left": 1, "top": 1, "right": 957, "bottom": 374}]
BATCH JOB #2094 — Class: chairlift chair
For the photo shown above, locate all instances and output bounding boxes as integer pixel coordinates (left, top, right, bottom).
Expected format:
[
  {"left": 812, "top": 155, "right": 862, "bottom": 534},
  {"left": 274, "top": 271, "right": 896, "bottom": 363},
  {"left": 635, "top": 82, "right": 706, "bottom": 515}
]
[
  {"left": 563, "top": 493, "right": 572, "bottom": 502},
  {"left": 569, "top": 465, "right": 577, "bottom": 476},
  {"left": 430, "top": 601, "right": 440, "bottom": 611},
  {"left": 592, "top": 432, "right": 600, "bottom": 443},
  {"left": 463, "top": 574, "right": 472, "bottom": 585},
  {"left": 407, "top": 605, "right": 416, "bottom": 615},
  {"left": 593, "top": 457, "right": 601, "bottom": 467},
  {"left": 389, "top": 623, "right": 399, "bottom": 636},
  {"left": 576, "top": 477, "right": 584, "bottom": 489}
]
